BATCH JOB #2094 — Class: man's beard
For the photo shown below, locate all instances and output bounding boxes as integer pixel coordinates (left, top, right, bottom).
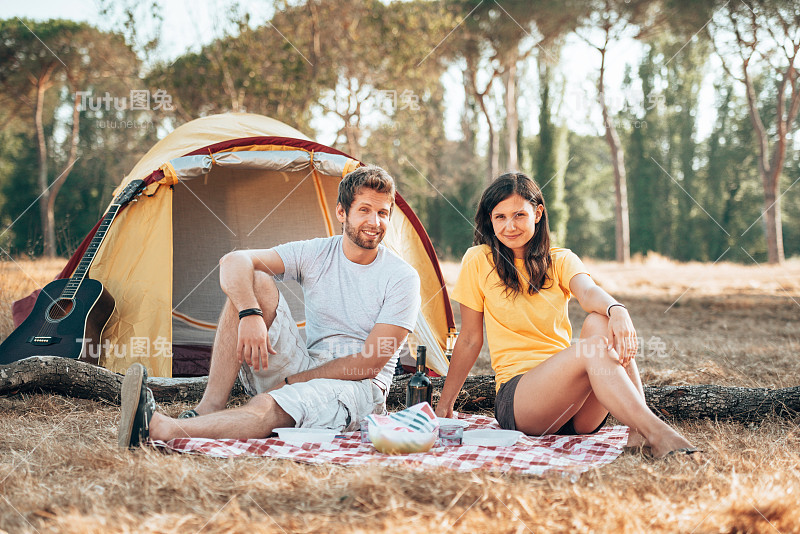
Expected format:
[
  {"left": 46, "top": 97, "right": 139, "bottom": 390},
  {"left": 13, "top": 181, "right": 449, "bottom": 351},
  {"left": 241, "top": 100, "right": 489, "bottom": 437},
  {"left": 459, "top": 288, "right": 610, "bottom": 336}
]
[{"left": 344, "top": 219, "right": 383, "bottom": 250}]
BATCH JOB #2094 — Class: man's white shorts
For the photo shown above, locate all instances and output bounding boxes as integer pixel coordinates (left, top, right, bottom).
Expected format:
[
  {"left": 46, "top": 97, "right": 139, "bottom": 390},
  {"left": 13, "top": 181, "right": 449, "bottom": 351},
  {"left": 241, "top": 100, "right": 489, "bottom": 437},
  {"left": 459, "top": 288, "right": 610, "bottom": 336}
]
[{"left": 238, "top": 292, "right": 387, "bottom": 431}]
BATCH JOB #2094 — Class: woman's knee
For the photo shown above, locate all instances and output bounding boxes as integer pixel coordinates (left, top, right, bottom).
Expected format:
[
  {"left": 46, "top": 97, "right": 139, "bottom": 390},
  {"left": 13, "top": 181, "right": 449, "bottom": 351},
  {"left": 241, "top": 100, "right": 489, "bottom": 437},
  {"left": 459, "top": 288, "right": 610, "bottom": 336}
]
[{"left": 581, "top": 312, "right": 609, "bottom": 336}]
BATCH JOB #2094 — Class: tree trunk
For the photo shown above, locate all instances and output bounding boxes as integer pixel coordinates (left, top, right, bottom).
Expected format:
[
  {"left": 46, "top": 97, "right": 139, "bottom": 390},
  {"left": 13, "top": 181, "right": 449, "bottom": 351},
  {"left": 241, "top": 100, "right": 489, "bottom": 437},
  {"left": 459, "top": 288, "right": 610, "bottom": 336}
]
[
  {"left": 763, "top": 174, "right": 785, "bottom": 264},
  {"left": 740, "top": 48, "right": 794, "bottom": 265},
  {"left": 3, "top": 358, "right": 800, "bottom": 423},
  {"left": 307, "top": 0, "right": 320, "bottom": 75},
  {"left": 43, "top": 89, "right": 82, "bottom": 257},
  {"left": 598, "top": 47, "right": 630, "bottom": 264},
  {"left": 465, "top": 60, "right": 499, "bottom": 184},
  {"left": 490, "top": 120, "right": 500, "bottom": 182},
  {"left": 460, "top": 66, "right": 476, "bottom": 148},
  {"left": 504, "top": 59, "right": 519, "bottom": 171},
  {"left": 340, "top": 80, "right": 363, "bottom": 160},
  {"left": 34, "top": 71, "right": 54, "bottom": 258},
  {"left": 475, "top": 93, "right": 497, "bottom": 183},
  {"left": 0, "top": 357, "right": 246, "bottom": 404},
  {"left": 343, "top": 122, "right": 362, "bottom": 161}
]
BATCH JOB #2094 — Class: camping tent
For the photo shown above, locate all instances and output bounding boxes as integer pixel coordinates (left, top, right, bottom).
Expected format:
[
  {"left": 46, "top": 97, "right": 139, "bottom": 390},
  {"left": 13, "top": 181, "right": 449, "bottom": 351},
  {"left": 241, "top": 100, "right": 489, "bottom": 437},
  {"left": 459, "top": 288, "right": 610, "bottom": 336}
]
[{"left": 12, "top": 113, "right": 455, "bottom": 378}]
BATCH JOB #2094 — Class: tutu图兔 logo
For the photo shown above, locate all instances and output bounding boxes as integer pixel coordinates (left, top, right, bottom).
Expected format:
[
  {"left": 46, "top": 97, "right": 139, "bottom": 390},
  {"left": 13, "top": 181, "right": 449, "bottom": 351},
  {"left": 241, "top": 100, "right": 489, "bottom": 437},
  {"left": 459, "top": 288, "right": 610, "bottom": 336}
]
[{"left": 75, "top": 90, "right": 174, "bottom": 112}]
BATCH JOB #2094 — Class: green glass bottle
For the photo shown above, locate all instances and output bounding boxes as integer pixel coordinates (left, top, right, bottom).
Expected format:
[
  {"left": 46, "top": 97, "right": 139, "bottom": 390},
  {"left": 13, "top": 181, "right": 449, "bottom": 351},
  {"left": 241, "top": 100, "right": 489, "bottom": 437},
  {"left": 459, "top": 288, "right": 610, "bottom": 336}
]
[{"left": 406, "top": 345, "right": 432, "bottom": 406}]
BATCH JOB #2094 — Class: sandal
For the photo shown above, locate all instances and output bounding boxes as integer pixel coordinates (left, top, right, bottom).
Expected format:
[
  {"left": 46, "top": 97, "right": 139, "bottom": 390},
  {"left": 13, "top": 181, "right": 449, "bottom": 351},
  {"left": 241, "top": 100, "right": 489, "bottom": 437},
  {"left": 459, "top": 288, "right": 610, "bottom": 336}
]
[
  {"left": 118, "top": 363, "right": 156, "bottom": 448},
  {"left": 664, "top": 447, "right": 703, "bottom": 459}
]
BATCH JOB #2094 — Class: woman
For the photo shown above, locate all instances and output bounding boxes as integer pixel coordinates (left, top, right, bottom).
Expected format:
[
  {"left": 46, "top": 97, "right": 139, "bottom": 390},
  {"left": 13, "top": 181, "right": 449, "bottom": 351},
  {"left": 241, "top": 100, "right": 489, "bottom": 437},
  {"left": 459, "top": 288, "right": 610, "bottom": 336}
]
[{"left": 435, "top": 173, "right": 698, "bottom": 458}]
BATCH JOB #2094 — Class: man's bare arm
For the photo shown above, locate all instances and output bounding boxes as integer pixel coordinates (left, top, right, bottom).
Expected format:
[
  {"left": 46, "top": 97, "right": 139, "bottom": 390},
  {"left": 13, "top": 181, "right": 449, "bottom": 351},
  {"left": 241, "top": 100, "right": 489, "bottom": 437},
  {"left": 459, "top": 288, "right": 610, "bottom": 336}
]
[
  {"left": 219, "top": 249, "right": 285, "bottom": 308},
  {"left": 285, "top": 323, "right": 411, "bottom": 384},
  {"left": 218, "top": 249, "right": 286, "bottom": 371}
]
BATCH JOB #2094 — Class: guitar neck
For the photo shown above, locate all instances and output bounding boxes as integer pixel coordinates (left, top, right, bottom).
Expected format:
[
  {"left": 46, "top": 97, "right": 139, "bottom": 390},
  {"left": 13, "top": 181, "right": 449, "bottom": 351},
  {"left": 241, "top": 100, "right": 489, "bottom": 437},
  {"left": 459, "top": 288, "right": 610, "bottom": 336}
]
[{"left": 60, "top": 204, "right": 121, "bottom": 300}]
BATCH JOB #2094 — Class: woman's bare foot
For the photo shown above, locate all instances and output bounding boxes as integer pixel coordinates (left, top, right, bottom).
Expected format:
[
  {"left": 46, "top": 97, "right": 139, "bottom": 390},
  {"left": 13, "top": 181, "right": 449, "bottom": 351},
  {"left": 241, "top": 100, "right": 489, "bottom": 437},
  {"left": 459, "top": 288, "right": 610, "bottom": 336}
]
[
  {"left": 624, "top": 429, "right": 648, "bottom": 448},
  {"left": 648, "top": 429, "right": 699, "bottom": 459}
]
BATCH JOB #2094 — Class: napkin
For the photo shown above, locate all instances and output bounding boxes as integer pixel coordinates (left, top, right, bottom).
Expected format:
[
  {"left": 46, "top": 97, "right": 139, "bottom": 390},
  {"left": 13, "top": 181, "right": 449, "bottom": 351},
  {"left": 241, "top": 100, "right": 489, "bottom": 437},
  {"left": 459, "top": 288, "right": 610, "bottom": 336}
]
[{"left": 366, "top": 402, "right": 439, "bottom": 454}]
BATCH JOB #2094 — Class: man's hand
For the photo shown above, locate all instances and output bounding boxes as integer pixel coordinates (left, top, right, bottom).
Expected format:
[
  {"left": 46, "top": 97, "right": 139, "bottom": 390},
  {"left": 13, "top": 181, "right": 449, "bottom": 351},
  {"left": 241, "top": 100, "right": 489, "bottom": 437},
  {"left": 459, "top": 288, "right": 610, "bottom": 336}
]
[{"left": 237, "top": 316, "right": 276, "bottom": 371}]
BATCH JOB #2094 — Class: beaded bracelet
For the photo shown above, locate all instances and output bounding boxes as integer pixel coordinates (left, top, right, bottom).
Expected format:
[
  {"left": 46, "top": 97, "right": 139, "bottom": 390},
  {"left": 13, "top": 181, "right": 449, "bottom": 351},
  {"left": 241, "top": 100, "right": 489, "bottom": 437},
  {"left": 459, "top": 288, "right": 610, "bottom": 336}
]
[{"left": 238, "top": 308, "right": 263, "bottom": 320}]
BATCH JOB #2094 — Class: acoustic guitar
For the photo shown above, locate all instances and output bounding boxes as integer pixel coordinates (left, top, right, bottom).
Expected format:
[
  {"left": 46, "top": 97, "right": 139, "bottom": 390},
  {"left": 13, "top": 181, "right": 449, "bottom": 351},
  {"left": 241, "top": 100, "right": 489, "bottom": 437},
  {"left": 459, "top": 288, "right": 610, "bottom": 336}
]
[{"left": 0, "top": 179, "right": 146, "bottom": 366}]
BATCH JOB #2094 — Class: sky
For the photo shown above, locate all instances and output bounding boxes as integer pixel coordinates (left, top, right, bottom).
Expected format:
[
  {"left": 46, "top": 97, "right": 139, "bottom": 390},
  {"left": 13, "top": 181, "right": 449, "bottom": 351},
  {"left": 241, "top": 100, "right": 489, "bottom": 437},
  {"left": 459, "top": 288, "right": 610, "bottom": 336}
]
[
  {"left": 5, "top": 0, "right": 718, "bottom": 146},
  {"left": 3, "top": 0, "right": 275, "bottom": 61}
]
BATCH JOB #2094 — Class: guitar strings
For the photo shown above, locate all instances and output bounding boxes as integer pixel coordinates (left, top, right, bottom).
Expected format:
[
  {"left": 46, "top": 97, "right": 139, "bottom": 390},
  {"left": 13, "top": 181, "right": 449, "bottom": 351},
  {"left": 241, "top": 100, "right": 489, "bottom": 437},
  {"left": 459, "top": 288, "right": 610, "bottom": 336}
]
[{"left": 36, "top": 205, "right": 119, "bottom": 342}]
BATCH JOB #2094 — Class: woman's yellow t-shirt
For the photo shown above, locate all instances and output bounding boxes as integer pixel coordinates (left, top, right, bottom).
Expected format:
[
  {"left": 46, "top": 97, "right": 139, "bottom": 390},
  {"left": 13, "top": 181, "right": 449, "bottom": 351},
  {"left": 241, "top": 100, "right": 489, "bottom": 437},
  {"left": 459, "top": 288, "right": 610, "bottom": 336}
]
[{"left": 451, "top": 245, "right": 590, "bottom": 392}]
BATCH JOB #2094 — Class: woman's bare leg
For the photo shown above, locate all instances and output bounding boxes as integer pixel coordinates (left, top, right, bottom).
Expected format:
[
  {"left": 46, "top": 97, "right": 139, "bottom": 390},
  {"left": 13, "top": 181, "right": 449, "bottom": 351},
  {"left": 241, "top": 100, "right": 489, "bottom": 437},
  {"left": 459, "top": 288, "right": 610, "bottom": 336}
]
[
  {"left": 552, "top": 313, "right": 647, "bottom": 447},
  {"left": 512, "top": 319, "right": 694, "bottom": 457},
  {"left": 567, "top": 313, "right": 648, "bottom": 446}
]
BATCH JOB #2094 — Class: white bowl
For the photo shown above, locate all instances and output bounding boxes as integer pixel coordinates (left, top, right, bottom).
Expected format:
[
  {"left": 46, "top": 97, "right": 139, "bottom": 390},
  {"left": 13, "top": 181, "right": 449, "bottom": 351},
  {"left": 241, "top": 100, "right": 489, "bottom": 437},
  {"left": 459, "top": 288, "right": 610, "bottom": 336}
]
[
  {"left": 273, "top": 427, "right": 338, "bottom": 444},
  {"left": 462, "top": 429, "right": 524, "bottom": 447},
  {"left": 436, "top": 417, "right": 469, "bottom": 428}
]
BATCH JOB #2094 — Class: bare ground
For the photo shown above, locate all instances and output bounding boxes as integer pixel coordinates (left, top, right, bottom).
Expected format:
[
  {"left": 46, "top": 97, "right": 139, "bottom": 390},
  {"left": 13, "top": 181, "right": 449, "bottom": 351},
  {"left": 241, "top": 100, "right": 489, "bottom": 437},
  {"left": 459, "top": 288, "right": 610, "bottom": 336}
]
[{"left": 1, "top": 256, "right": 799, "bottom": 533}]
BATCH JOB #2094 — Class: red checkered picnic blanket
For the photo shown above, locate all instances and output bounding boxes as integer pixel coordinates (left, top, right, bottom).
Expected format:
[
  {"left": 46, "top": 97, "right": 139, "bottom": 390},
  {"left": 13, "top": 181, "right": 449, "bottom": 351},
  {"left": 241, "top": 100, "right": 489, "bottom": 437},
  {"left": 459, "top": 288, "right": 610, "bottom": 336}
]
[{"left": 152, "top": 414, "right": 628, "bottom": 476}]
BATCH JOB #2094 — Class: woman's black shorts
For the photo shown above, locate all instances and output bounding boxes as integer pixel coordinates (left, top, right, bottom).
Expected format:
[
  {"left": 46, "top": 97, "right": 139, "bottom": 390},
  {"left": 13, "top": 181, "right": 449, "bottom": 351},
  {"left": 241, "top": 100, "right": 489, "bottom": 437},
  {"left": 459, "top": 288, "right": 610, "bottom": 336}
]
[{"left": 494, "top": 373, "right": 608, "bottom": 435}]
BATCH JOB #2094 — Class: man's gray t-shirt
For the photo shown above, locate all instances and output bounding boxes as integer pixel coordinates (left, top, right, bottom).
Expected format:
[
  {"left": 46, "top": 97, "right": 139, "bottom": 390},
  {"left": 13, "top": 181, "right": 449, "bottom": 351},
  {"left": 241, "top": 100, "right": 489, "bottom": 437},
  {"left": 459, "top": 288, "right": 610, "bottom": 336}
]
[{"left": 273, "top": 235, "right": 421, "bottom": 390}]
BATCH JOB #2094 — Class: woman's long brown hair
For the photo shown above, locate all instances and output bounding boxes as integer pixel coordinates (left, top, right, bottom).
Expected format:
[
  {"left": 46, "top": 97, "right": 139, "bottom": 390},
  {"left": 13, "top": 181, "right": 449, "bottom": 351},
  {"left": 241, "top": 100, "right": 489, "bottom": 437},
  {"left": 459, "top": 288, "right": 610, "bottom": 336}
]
[{"left": 473, "top": 173, "right": 552, "bottom": 297}]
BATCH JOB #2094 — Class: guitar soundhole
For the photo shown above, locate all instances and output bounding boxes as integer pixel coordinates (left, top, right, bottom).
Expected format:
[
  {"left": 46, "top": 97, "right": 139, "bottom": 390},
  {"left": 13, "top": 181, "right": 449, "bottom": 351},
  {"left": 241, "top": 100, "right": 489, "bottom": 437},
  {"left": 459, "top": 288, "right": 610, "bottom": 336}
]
[{"left": 47, "top": 299, "right": 75, "bottom": 321}]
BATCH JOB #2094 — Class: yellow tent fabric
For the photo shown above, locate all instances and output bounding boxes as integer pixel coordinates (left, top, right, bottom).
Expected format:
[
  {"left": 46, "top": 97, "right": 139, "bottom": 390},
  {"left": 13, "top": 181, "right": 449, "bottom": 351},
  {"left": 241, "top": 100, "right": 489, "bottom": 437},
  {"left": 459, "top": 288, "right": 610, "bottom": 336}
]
[
  {"left": 381, "top": 211, "right": 450, "bottom": 363},
  {"left": 91, "top": 181, "right": 173, "bottom": 375},
  {"left": 86, "top": 113, "right": 451, "bottom": 378}
]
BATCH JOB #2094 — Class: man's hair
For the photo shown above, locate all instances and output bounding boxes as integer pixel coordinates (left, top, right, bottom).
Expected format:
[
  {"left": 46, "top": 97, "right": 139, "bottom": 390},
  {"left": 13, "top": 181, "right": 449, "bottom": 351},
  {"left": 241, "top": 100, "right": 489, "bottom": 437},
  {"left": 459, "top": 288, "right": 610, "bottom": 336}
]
[{"left": 337, "top": 165, "right": 396, "bottom": 214}]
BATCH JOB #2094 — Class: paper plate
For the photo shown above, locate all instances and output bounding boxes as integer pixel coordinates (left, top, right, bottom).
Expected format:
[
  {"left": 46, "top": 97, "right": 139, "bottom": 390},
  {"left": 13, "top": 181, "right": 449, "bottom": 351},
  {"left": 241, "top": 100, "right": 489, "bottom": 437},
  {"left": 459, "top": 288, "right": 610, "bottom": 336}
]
[
  {"left": 273, "top": 428, "right": 338, "bottom": 444},
  {"left": 462, "top": 429, "right": 524, "bottom": 447},
  {"left": 436, "top": 417, "right": 470, "bottom": 428}
]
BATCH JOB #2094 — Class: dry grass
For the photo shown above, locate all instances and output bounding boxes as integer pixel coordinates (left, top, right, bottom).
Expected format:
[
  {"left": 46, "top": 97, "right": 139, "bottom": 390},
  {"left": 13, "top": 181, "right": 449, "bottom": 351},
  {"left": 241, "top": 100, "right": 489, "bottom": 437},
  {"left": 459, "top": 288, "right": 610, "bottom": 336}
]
[
  {"left": 0, "top": 257, "right": 66, "bottom": 339},
  {"left": 2, "top": 256, "right": 800, "bottom": 533}
]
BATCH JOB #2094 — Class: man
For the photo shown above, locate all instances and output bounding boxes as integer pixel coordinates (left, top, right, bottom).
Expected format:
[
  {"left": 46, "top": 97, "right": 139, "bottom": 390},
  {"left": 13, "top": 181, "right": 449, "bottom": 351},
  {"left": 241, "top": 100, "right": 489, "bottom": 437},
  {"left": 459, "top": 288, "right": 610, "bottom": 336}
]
[{"left": 118, "top": 165, "right": 421, "bottom": 447}]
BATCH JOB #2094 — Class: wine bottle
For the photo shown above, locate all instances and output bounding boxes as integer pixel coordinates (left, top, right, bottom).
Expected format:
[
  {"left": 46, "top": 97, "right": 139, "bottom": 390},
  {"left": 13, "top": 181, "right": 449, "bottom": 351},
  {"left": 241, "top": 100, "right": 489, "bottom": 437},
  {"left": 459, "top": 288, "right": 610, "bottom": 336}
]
[{"left": 406, "top": 345, "right": 432, "bottom": 406}]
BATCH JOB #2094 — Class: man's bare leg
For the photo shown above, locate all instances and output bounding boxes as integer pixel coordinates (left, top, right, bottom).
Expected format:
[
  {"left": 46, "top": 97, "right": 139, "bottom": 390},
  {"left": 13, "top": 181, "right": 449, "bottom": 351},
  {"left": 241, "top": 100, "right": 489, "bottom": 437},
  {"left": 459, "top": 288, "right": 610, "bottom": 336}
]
[
  {"left": 193, "top": 273, "right": 280, "bottom": 415},
  {"left": 151, "top": 393, "right": 294, "bottom": 440}
]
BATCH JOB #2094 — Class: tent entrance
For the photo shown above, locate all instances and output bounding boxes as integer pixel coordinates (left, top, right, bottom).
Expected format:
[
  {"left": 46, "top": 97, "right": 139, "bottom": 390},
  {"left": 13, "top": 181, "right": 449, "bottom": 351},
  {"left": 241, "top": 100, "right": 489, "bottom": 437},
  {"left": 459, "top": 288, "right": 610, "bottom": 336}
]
[{"left": 170, "top": 165, "right": 341, "bottom": 374}]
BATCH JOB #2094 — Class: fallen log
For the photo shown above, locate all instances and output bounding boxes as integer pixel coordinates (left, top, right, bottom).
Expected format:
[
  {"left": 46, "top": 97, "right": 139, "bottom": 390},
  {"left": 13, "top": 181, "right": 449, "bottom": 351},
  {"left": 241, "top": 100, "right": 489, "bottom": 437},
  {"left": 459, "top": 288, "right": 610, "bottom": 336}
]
[
  {"left": 0, "top": 356, "right": 245, "bottom": 405},
  {"left": 1, "top": 357, "right": 798, "bottom": 423},
  {"left": 644, "top": 383, "right": 800, "bottom": 421}
]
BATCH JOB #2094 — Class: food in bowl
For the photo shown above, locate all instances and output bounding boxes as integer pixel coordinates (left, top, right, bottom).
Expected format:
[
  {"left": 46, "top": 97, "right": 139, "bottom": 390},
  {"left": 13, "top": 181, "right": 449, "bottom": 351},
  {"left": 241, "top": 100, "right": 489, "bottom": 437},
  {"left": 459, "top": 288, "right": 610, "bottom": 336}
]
[{"left": 368, "top": 424, "right": 437, "bottom": 454}]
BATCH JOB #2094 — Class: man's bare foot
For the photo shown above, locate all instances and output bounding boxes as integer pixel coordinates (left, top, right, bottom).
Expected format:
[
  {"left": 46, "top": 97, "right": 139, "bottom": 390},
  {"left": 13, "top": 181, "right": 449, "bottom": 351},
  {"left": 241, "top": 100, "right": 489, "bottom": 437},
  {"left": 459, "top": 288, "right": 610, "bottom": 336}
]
[{"left": 148, "top": 412, "right": 173, "bottom": 442}]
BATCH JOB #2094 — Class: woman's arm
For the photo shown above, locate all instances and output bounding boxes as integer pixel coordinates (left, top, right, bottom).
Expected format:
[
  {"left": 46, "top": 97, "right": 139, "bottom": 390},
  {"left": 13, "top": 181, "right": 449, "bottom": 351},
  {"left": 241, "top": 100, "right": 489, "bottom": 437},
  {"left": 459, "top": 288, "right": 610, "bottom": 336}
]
[
  {"left": 569, "top": 273, "right": 638, "bottom": 365},
  {"left": 434, "top": 304, "right": 484, "bottom": 418}
]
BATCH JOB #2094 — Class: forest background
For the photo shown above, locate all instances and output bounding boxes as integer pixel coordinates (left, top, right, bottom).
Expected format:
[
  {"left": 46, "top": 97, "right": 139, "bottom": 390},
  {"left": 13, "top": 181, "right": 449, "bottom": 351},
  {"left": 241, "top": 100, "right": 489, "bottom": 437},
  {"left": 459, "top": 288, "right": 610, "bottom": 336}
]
[{"left": 2, "top": 0, "right": 800, "bottom": 266}]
